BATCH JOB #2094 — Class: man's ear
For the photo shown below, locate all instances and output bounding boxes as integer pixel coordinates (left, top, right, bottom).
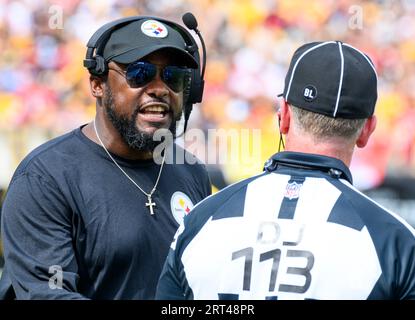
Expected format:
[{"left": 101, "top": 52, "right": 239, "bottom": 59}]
[
  {"left": 279, "top": 99, "right": 291, "bottom": 134},
  {"left": 356, "top": 115, "right": 377, "bottom": 148},
  {"left": 89, "top": 75, "right": 105, "bottom": 98}
]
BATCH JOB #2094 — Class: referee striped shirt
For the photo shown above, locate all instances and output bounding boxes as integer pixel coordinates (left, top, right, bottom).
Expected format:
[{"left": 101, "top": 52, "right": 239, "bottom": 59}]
[{"left": 156, "top": 151, "right": 415, "bottom": 300}]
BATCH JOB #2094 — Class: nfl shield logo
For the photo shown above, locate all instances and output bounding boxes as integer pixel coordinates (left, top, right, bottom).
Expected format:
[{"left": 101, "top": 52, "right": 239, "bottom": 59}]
[{"left": 284, "top": 181, "right": 302, "bottom": 200}]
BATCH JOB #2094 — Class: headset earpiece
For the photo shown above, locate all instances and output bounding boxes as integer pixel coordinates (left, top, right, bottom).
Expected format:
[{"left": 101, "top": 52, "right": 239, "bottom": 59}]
[
  {"left": 278, "top": 115, "right": 285, "bottom": 152},
  {"left": 186, "top": 67, "right": 202, "bottom": 104},
  {"left": 89, "top": 55, "right": 107, "bottom": 76}
]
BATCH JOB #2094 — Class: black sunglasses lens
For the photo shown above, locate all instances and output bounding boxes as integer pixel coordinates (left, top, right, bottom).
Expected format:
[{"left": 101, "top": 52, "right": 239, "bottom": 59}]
[
  {"left": 125, "top": 62, "right": 156, "bottom": 87},
  {"left": 125, "top": 62, "right": 190, "bottom": 92},
  {"left": 162, "top": 66, "right": 190, "bottom": 92}
]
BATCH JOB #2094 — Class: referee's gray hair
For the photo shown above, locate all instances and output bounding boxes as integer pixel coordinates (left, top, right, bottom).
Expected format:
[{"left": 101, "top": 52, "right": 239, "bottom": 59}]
[{"left": 289, "top": 104, "right": 366, "bottom": 141}]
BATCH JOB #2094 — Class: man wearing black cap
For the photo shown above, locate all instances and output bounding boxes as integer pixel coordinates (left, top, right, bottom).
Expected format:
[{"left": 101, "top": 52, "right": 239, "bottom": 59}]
[
  {"left": 0, "top": 17, "right": 211, "bottom": 299},
  {"left": 156, "top": 41, "right": 415, "bottom": 300}
]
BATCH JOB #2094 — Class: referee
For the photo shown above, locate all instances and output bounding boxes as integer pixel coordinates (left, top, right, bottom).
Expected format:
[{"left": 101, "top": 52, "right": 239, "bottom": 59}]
[{"left": 156, "top": 41, "right": 415, "bottom": 300}]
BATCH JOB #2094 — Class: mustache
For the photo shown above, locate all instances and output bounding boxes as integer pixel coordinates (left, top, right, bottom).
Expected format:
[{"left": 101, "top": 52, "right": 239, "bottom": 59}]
[
  {"left": 136, "top": 98, "right": 182, "bottom": 121},
  {"left": 139, "top": 97, "right": 170, "bottom": 108}
]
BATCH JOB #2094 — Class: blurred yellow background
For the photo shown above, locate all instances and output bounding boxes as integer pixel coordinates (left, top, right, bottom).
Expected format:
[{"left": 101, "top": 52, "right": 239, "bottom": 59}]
[{"left": 1, "top": 0, "right": 415, "bottom": 192}]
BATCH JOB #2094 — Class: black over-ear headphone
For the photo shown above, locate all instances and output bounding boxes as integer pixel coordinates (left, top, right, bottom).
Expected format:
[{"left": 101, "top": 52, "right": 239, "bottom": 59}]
[{"left": 83, "top": 13, "right": 206, "bottom": 133}]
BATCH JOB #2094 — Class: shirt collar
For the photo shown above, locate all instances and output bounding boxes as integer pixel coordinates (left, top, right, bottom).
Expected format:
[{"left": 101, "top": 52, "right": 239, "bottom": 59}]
[{"left": 264, "top": 151, "right": 353, "bottom": 184}]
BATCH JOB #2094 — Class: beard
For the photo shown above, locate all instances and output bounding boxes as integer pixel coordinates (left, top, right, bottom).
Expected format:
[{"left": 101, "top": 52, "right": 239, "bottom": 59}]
[{"left": 103, "top": 85, "right": 181, "bottom": 152}]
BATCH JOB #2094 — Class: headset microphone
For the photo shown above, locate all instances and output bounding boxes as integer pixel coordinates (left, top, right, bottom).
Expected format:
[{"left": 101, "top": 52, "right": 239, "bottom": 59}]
[
  {"left": 180, "top": 12, "right": 206, "bottom": 133},
  {"left": 182, "top": 12, "right": 206, "bottom": 104}
]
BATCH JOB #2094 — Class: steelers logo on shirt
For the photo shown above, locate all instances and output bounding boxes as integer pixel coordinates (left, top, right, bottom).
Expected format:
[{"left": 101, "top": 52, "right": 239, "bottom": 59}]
[{"left": 170, "top": 191, "right": 194, "bottom": 225}]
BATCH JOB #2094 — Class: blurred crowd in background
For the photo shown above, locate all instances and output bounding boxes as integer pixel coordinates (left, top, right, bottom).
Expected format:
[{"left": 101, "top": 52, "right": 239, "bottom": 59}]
[{"left": 1, "top": 0, "right": 415, "bottom": 223}]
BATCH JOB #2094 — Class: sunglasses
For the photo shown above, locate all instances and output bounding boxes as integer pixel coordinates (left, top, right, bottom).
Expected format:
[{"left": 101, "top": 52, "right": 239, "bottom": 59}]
[{"left": 109, "top": 61, "right": 191, "bottom": 93}]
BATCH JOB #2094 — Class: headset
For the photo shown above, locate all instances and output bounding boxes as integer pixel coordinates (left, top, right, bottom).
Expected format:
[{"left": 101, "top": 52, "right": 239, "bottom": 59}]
[{"left": 83, "top": 13, "right": 206, "bottom": 133}]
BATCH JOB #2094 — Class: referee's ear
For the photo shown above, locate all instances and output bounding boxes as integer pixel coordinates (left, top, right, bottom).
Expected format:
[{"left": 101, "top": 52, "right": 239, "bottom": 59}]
[
  {"left": 89, "top": 75, "right": 105, "bottom": 98},
  {"left": 356, "top": 115, "right": 377, "bottom": 148},
  {"left": 279, "top": 99, "right": 291, "bottom": 135}
]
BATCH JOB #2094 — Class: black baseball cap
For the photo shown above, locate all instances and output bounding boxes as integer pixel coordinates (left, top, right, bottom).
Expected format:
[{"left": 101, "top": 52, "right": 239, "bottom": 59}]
[
  {"left": 280, "top": 41, "right": 378, "bottom": 119},
  {"left": 102, "top": 18, "right": 198, "bottom": 68}
]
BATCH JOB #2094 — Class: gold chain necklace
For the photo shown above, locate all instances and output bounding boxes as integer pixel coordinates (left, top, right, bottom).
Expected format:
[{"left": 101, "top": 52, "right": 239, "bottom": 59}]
[{"left": 93, "top": 120, "right": 166, "bottom": 215}]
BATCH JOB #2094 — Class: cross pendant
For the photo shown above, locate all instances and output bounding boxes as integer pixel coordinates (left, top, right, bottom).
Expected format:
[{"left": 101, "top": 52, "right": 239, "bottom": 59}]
[{"left": 146, "top": 195, "right": 156, "bottom": 215}]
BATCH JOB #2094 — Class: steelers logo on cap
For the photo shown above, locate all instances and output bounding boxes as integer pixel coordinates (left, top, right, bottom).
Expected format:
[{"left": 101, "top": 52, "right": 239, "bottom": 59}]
[{"left": 141, "top": 20, "right": 168, "bottom": 38}]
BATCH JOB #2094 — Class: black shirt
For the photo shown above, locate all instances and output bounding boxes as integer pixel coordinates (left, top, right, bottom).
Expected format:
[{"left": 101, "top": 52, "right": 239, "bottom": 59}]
[{"left": 0, "top": 126, "right": 211, "bottom": 299}]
